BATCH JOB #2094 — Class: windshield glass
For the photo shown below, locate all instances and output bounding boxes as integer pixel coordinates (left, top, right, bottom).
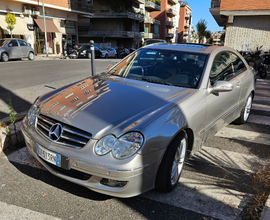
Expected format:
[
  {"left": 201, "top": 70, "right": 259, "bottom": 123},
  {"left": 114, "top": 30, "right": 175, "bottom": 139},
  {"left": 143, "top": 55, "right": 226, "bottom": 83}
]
[
  {"left": 0, "top": 39, "right": 8, "bottom": 47},
  {"left": 107, "top": 48, "right": 207, "bottom": 88}
]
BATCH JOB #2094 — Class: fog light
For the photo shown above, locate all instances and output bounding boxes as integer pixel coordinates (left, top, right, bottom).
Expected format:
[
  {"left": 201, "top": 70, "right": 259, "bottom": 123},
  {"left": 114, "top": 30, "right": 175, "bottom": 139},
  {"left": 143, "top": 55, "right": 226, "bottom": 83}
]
[{"left": 100, "top": 178, "right": 127, "bottom": 188}]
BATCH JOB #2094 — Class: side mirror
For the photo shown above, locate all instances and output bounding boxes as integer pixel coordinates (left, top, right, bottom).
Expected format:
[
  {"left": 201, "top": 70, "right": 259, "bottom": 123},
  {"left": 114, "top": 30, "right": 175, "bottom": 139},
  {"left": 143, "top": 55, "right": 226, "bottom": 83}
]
[{"left": 209, "top": 81, "right": 233, "bottom": 94}]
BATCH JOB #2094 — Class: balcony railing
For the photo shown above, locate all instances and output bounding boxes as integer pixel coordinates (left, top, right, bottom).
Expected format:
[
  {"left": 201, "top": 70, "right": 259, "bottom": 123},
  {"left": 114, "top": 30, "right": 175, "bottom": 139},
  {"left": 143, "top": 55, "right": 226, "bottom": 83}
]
[
  {"left": 168, "top": 0, "right": 178, "bottom": 4},
  {"left": 183, "top": 31, "right": 189, "bottom": 36},
  {"left": 184, "top": 22, "right": 190, "bottom": 28},
  {"left": 165, "top": 33, "right": 174, "bottom": 38},
  {"left": 133, "top": 0, "right": 145, "bottom": 4},
  {"left": 167, "top": 8, "right": 177, "bottom": 16},
  {"left": 144, "top": 16, "right": 154, "bottom": 23},
  {"left": 185, "top": 13, "right": 191, "bottom": 18},
  {"left": 69, "top": 0, "right": 93, "bottom": 13},
  {"left": 93, "top": 11, "right": 144, "bottom": 22},
  {"left": 166, "top": 20, "right": 174, "bottom": 26},
  {"left": 211, "top": 0, "right": 221, "bottom": 8},
  {"left": 145, "top": 1, "right": 161, "bottom": 11},
  {"left": 144, "top": 33, "right": 153, "bottom": 39},
  {"left": 79, "top": 30, "right": 143, "bottom": 38}
]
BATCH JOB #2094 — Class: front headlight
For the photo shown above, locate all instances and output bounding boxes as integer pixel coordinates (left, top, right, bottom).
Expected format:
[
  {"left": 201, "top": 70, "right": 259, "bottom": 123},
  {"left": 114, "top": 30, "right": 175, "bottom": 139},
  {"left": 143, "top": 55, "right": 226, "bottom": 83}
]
[
  {"left": 27, "top": 98, "right": 39, "bottom": 125},
  {"left": 95, "top": 132, "right": 144, "bottom": 159}
]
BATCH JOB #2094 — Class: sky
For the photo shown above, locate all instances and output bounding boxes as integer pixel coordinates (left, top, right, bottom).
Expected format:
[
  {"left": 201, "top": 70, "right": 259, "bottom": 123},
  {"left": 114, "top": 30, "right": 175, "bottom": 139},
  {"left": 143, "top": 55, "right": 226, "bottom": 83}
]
[{"left": 186, "top": 0, "right": 223, "bottom": 33}]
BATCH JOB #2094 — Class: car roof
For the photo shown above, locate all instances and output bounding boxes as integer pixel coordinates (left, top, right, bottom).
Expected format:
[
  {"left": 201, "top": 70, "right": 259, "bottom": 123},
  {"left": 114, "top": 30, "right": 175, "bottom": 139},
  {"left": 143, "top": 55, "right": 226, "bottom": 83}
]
[{"left": 143, "top": 43, "right": 224, "bottom": 54}]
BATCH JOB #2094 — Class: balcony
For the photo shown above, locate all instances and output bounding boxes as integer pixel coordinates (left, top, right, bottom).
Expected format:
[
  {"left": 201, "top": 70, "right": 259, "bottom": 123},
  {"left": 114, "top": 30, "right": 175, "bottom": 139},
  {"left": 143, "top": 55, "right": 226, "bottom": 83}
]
[
  {"left": 185, "top": 13, "right": 191, "bottom": 19},
  {"left": 183, "top": 31, "right": 189, "bottom": 36},
  {"left": 211, "top": 0, "right": 220, "bottom": 8},
  {"left": 165, "top": 33, "right": 174, "bottom": 38},
  {"left": 166, "top": 20, "right": 174, "bottom": 27},
  {"left": 145, "top": 1, "right": 161, "bottom": 11},
  {"left": 167, "top": 8, "right": 177, "bottom": 17},
  {"left": 93, "top": 11, "right": 144, "bottom": 22},
  {"left": 78, "top": 30, "right": 143, "bottom": 38},
  {"left": 144, "top": 33, "right": 153, "bottom": 39},
  {"left": 184, "top": 22, "right": 189, "bottom": 28},
  {"left": 168, "top": 0, "right": 178, "bottom": 4},
  {"left": 69, "top": 0, "right": 93, "bottom": 13},
  {"left": 144, "top": 16, "right": 154, "bottom": 23},
  {"left": 133, "top": 0, "right": 145, "bottom": 4}
]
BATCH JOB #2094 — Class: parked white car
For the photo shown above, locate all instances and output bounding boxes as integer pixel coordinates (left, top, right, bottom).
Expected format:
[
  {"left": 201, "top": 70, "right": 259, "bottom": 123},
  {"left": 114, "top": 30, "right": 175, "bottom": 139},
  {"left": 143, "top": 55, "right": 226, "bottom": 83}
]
[{"left": 101, "top": 47, "right": 117, "bottom": 58}]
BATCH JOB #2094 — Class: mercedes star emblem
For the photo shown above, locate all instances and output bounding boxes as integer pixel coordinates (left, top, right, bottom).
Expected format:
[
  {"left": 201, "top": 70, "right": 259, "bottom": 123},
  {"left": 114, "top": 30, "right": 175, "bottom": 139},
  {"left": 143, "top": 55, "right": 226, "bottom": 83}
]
[{"left": 49, "top": 123, "right": 63, "bottom": 141}]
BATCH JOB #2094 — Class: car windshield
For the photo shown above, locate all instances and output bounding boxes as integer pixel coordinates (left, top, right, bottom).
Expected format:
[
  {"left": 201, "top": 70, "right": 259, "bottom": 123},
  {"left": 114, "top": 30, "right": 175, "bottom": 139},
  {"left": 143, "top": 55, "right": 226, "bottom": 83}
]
[
  {"left": 0, "top": 39, "right": 9, "bottom": 47},
  {"left": 107, "top": 48, "right": 207, "bottom": 89}
]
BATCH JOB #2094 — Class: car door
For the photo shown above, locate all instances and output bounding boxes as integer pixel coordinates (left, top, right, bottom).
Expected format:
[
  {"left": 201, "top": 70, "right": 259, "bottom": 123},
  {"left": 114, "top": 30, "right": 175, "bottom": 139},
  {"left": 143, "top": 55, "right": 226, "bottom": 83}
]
[
  {"left": 6, "top": 39, "right": 22, "bottom": 59},
  {"left": 204, "top": 51, "right": 242, "bottom": 140},
  {"left": 107, "top": 48, "right": 112, "bottom": 57},
  {"left": 18, "top": 39, "right": 29, "bottom": 57}
]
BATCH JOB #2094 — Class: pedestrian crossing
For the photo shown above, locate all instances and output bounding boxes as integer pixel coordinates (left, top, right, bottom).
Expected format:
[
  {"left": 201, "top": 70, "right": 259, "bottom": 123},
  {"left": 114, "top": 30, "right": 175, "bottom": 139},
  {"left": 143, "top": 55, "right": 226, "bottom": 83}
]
[{"left": 2, "top": 76, "right": 270, "bottom": 220}]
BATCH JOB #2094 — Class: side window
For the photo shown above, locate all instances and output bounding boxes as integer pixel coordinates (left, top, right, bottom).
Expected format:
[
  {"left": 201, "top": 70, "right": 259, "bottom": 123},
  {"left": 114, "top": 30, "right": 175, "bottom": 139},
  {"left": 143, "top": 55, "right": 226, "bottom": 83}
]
[
  {"left": 9, "top": 40, "right": 19, "bottom": 47},
  {"left": 210, "top": 51, "right": 246, "bottom": 85},
  {"left": 18, "top": 40, "right": 28, "bottom": 46}
]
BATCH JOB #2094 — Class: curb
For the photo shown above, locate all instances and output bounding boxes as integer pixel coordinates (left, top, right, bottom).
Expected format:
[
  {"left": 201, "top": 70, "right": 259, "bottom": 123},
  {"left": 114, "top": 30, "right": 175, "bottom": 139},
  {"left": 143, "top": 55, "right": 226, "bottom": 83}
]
[
  {"left": 0, "top": 111, "right": 27, "bottom": 154},
  {"left": 260, "top": 195, "right": 270, "bottom": 220}
]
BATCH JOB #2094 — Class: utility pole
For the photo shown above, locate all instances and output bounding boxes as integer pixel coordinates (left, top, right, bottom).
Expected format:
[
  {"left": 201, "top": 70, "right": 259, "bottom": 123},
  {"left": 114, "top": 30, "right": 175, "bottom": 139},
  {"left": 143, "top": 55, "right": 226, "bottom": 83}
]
[{"left": 42, "top": 0, "right": 48, "bottom": 57}]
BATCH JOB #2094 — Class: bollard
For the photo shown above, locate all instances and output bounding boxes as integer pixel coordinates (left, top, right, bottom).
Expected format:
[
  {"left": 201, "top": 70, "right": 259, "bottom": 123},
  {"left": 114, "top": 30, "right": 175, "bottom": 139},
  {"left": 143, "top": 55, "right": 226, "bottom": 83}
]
[{"left": 90, "top": 40, "right": 96, "bottom": 76}]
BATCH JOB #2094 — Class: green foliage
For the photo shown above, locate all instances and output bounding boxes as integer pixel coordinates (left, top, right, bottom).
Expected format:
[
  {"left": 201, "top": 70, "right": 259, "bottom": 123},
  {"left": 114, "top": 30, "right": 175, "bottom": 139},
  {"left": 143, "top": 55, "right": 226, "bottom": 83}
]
[
  {"left": 196, "top": 19, "right": 212, "bottom": 43},
  {"left": 5, "top": 13, "right": 16, "bottom": 38},
  {"left": 8, "top": 94, "right": 16, "bottom": 126}
]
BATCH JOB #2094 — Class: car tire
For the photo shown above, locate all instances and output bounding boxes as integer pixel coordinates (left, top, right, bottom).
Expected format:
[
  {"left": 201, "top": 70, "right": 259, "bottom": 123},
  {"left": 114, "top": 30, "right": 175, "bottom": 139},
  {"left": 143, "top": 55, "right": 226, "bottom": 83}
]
[
  {"left": 1, "top": 52, "right": 9, "bottom": 62},
  {"left": 155, "top": 131, "right": 187, "bottom": 193},
  {"left": 115, "top": 54, "right": 117, "bottom": 58},
  {"left": 234, "top": 93, "right": 253, "bottom": 125},
  {"left": 28, "top": 52, "right": 35, "bottom": 61},
  {"left": 105, "top": 54, "right": 108, "bottom": 59}
]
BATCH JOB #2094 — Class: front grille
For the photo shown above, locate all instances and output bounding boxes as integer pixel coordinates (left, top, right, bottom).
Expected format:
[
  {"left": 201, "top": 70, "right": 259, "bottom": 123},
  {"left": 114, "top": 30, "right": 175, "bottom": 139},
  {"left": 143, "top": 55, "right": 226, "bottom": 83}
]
[
  {"left": 43, "top": 160, "right": 92, "bottom": 180},
  {"left": 36, "top": 114, "right": 92, "bottom": 148}
]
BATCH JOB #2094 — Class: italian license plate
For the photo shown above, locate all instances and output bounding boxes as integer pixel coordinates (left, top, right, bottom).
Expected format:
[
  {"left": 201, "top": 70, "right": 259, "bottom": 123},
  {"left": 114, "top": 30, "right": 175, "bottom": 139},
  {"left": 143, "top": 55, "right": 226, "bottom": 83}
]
[{"left": 36, "top": 144, "right": 60, "bottom": 167}]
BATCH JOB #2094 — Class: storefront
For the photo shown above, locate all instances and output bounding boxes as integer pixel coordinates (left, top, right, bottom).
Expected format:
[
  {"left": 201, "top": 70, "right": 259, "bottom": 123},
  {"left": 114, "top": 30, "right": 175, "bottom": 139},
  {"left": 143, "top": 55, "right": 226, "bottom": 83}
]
[{"left": 34, "top": 18, "right": 60, "bottom": 54}]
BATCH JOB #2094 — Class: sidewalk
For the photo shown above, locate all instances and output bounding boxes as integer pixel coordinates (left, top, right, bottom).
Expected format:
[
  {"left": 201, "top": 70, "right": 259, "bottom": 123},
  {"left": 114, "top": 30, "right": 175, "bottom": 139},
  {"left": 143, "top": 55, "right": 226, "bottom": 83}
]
[{"left": 35, "top": 54, "right": 60, "bottom": 60}]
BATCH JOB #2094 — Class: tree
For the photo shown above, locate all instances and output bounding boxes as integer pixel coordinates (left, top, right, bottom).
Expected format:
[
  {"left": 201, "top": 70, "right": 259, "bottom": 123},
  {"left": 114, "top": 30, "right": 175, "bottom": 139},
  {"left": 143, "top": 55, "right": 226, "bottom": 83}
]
[
  {"left": 196, "top": 19, "right": 212, "bottom": 43},
  {"left": 5, "top": 13, "right": 16, "bottom": 38}
]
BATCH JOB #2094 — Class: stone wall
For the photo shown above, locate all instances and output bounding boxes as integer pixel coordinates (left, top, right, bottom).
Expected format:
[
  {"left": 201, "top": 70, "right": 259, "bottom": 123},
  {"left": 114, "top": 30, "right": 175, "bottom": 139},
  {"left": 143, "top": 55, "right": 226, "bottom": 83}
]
[{"left": 224, "top": 16, "right": 270, "bottom": 52}]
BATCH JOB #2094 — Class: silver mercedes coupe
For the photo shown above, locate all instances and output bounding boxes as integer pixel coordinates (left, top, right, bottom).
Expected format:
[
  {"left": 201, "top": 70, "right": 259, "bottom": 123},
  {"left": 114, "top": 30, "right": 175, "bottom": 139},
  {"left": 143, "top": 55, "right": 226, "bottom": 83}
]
[{"left": 21, "top": 44, "right": 256, "bottom": 198}]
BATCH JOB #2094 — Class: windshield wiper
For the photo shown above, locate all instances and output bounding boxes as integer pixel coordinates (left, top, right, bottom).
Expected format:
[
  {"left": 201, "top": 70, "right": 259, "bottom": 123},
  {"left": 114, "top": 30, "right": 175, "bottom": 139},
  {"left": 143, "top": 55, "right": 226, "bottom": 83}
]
[{"left": 141, "top": 77, "right": 173, "bottom": 86}]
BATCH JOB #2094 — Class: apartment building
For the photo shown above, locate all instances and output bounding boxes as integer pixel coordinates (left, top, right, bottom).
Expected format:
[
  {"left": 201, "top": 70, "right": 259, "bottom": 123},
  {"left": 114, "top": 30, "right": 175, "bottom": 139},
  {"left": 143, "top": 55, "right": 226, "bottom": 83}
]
[
  {"left": 150, "top": 0, "right": 179, "bottom": 42},
  {"left": 210, "top": 0, "right": 270, "bottom": 51},
  {"left": 178, "top": 1, "right": 192, "bottom": 43},
  {"left": 0, "top": 0, "right": 93, "bottom": 54}
]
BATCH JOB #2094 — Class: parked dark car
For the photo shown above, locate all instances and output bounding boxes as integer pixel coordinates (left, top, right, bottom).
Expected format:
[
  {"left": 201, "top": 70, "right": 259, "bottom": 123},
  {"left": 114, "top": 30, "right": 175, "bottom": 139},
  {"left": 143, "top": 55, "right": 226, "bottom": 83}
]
[
  {"left": 117, "top": 48, "right": 130, "bottom": 58},
  {"left": 129, "top": 48, "right": 136, "bottom": 53},
  {"left": 77, "top": 45, "right": 102, "bottom": 58},
  {"left": 0, "top": 38, "right": 35, "bottom": 62}
]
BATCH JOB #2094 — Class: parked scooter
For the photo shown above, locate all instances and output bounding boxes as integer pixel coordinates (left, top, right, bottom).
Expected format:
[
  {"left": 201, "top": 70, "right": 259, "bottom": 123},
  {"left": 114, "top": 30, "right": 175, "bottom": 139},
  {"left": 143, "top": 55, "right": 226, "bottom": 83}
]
[
  {"left": 243, "top": 46, "right": 267, "bottom": 79},
  {"left": 60, "top": 44, "right": 79, "bottom": 59}
]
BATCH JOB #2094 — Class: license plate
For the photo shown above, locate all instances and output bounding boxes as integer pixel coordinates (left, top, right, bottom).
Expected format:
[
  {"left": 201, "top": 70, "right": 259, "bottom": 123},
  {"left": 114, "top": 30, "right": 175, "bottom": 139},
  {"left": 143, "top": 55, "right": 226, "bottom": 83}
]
[{"left": 36, "top": 144, "right": 60, "bottom": 167}]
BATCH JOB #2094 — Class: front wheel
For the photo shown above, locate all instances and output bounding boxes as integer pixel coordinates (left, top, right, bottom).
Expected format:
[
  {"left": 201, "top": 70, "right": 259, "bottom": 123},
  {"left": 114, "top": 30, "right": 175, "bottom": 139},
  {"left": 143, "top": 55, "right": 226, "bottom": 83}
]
[
  {"left": 234, "top": 93, "right": 253, "bottom": 124},
  {"left": 258, "top": 66, "right": 267, "bottom": 79},
  {"left": 155, "top": 132, "right": 187, "bottom": 193},
  {"left": 28, "top": 52, "right": 35, "bottom": 61}
]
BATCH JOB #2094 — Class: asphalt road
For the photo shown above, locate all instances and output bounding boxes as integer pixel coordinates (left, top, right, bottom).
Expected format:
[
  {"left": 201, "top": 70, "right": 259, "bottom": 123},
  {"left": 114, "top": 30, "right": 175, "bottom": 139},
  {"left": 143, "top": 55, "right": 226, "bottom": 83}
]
[
  {"left": 0, "top": 58, "right": 120, "bottom": 119},
  {"left": 0, "top": 59, "right": 270, "bottom": 219}
]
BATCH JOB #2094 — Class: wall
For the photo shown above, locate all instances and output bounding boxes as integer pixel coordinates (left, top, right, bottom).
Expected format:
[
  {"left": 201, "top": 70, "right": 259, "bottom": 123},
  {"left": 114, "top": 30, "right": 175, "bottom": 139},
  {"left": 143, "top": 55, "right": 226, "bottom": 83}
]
[
  {"left": 221, "top": 0, "right": 270, "bottom": 11},
  {"left": 30, "top": 0, "right": 69, "bottom": 9},
  {"left": 224, "top": 16, "right": 270, "bottom": 51}
]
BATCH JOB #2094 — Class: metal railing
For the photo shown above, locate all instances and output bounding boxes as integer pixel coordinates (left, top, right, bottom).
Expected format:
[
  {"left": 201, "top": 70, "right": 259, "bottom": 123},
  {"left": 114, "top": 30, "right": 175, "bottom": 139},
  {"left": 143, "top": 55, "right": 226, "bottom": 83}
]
[
  {"left": 93, "top": 11, "right": 144, "bottom": 21},
  {"left": 79, "top": 30, "right": 143, "bottom": 38},
  {"left": 211, "top": 0, "right": 221, "bottom": 8}
]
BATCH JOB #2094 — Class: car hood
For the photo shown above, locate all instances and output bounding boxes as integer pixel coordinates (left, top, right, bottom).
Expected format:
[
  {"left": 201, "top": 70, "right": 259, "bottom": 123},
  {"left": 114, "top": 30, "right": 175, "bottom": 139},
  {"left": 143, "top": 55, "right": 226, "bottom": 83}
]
[{"left": 38, "top": 74, "right": 196, "bottom": 139}]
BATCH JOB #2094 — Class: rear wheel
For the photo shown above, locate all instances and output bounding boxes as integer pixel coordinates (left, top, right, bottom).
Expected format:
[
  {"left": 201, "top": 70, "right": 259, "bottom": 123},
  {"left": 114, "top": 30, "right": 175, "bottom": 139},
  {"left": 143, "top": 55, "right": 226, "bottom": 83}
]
[
  {"left": 155, "top": 132, "right": 187, "bottom": 192},
  {"left": 105, "top": 54, "right": 108, "bottom": 59},
  {"left": 1, "top": 52, "right": 9, "bottom": 62},
  {"left": 28, "top": 52, "right": 35, "bottom": 61},
  {"left": 234, "top": 93, "right": 253, "bottom": 124}
]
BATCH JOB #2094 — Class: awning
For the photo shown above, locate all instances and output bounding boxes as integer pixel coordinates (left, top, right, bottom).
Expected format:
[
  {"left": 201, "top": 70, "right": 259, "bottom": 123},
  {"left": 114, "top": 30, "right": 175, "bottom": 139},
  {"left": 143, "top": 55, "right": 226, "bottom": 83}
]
[
  {"left": 0, "top": 16, "right": 29, "bottom": 35},
  {"left": 34, "top": 18, "right": 60, "bottom": 33}
]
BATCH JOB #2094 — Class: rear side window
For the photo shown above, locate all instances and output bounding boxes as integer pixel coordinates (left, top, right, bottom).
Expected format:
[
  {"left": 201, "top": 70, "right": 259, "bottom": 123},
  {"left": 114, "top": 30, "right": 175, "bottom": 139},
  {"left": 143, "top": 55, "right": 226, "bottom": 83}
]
[
  {"left": 9, "top": 40, "right": 19, "bottom": 47},
  {"left": 210, "top": 51, "right": 247, "bottom": 85},
  {"left": 18, "top": 40, "right": 28, "bottom": 46}
]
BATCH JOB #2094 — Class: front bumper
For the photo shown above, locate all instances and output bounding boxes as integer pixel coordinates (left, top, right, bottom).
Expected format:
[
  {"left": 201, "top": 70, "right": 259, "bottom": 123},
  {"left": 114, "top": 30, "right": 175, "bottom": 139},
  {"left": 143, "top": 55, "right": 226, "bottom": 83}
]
[{"left": 21, "top": 119, "right": 165, "bottom": 198}]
